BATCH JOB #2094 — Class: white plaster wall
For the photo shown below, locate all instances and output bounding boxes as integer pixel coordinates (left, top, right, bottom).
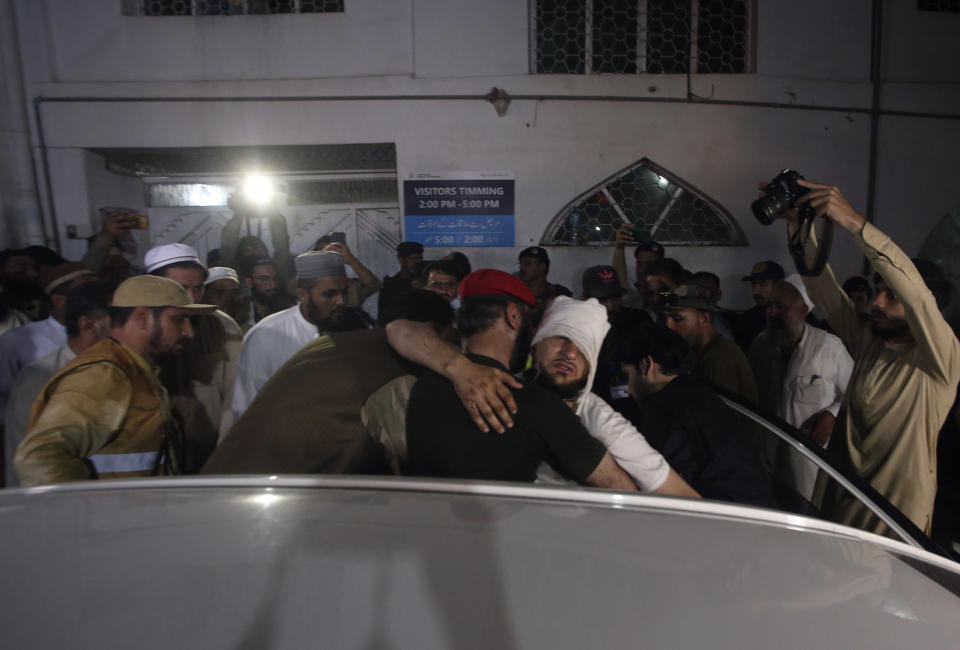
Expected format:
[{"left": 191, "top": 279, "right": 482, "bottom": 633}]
[{"left": 6, "top": 0, "right": 960, "bottom": 310}]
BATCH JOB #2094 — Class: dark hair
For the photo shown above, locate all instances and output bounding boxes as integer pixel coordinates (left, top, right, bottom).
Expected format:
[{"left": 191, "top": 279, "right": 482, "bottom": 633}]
[
  {"left": 206, "top": 248, "right": 222, "bottom": 268},
  {"left": 150, "top": 261, "right": 209, "bottom": 281},
  {"left": 443, "top": 251, "right": 472, "bottom": 278},
  {"left": 22, "top": 245, "right": 65, "bottom": 267},
  {"left": 236, "top": 235, "right": 267, "bottom": 257},
  {"left": 842, "top": 275, "right": 872, "bottom": 296},
  {"left": 646, "top": 258, "right": 689, "bottom": 286},
  {"left": 875, "top": 260, "right": 953, "bottom": 311},
  {"left": 611, "top": 323, "right": 695, "bottom": 376},
  {"left": 313, "top": 235, "right": 333, "bottom": 250},
  {"left": 456, "top": 297, "right": 511, "bottom": 338},
  {"left": 64, "top": 280, "right": 114, "bottom": 337},
  {"left": 109, "top": 305, "right": 165, "bottom": 329},
  {"left": 913, "top": 258, "right": 953, "bottom": 311},
  {"left": 0, "top": 249, "right": 23, "bottom": 269},
  {"left": 421, "top": 259, "right": 464, "bottom": 284},
  {"left": 381, "top": 289, "right": 454, "bottom": 327},
  {"left": 240, "top": 256, "right": 276, "bottom": 280},
  {"left": 692, "top": 271, "right": 720, "bottom": 291}
]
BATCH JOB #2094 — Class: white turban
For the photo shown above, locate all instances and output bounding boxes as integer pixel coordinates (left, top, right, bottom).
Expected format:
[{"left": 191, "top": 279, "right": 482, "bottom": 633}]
[{"left": 531, "top": 296, "right": 610, "bottom": 402}]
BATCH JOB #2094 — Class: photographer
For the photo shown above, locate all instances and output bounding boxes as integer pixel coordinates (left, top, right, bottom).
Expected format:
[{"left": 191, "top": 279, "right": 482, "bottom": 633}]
[
  {"left": 770, "top": 177, "right": 960, "bottom": 535},
  {"left": 220, "top": 196, "right": 294, "bottom": 284}
]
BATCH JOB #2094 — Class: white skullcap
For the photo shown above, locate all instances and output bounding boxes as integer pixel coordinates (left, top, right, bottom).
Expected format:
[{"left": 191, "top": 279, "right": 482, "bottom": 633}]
[
  {"left": 784, "top": 273, "right": 815, "bottom": 311},
  {"left": 144, "top": 243, "right": 202, "bottom": 273},
  {"left": 531, "top": 296, "right": 610, "bottom": 404},
  {"left": 204, "top": 266, "right": 240, "bottom": 286}
]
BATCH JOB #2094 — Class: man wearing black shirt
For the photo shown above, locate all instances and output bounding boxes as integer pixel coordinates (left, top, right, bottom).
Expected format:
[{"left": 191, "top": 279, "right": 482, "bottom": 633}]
[
  {"left": 405, "top": 269, "right": 637, "bottom": 490},
  {"left": 613, "top": 324, "right": 775, "bottom": 507}
]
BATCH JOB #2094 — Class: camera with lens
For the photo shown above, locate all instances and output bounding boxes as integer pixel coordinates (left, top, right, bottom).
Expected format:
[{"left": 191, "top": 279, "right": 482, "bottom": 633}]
[{"left": 751, "top": 169, "right": 816, "bottom": 226}]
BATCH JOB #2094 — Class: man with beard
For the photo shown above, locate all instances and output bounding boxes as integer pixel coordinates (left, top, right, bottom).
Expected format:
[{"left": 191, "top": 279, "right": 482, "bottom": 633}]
[
  {"left": 781, "top": 178, "right": 960, "bottom": 534},
  {"left": 240, "top": 257, "right": 294, "bottom": 327},
  {"left": 147, "top": 244, "right": 244, "bottom": 469},
  {"left": 528, "top": 296, "right": 698, "bottom": 496},
  {"left": 405, "top": 269, "right": 637, "bottom": 490},
  {"left": 14, "top": 276, "right": 215, "bottom": 485},
  {"left": 660, "top": 281, "right": 758, "bottom": 406},
  {"left": 203, "top": 267, "right": 245, "bottom": 325},
  {"left": 748, "top": 281, "right": 853, "bottom": 498},
  {"left": 232, "top": 250, "right": 369, "bottom": 420}
]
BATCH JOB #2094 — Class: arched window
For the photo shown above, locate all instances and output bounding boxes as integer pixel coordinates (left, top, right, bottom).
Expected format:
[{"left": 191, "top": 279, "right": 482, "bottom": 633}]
[{"left": 541, "top": 158, "right": 748, "bottom": 247}]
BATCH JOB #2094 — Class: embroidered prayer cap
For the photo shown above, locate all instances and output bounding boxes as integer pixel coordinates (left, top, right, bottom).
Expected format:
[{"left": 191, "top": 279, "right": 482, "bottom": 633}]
[{"left": 294, "top": 250, "right": 345, "bottom": 281}]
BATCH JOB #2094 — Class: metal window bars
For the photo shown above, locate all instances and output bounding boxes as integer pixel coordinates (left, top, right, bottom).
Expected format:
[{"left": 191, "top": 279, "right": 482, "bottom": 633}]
[{"left": 534, "top": 0, "right": 751, "bottom": 74}]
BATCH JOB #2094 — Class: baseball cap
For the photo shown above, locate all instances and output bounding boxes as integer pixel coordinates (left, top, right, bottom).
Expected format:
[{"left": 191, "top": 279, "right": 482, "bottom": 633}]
[
  {"left": 38, "top": 262, "right": 96, "bottom": 294},
  {"left": 634, "top": 240, "right": 665, "bottom": 258},
  {"left": 741, "top": 260, "right": 785, "bottom": 283},
  {"left": 659, "top": 281, "right": 721, "bottom": 312},
  {"left": 144, "top": 243, "right": 203, "bottom": 273},
  {"left": 111, "top": 275, "right": 216, "bottom": 312},
  {"left": 460, "top": 269, "right": 536, "bottom": 307},
  {"left": 582, "top": 265, "right": 624, "bottom": 300},
  {"left": 518, "top": 246, "right": 549, "bottom": 264}
]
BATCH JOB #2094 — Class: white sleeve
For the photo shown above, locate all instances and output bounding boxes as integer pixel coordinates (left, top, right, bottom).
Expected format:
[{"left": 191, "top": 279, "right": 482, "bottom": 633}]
[
  {"left": 231, "top": 328, "right": 268, "bottom": 422},
  {"left": 826, "top": 334, "right": 854, "bottom": 418},
  {"left": 578, "top": 393, "right": 670, "bottom": 491}
]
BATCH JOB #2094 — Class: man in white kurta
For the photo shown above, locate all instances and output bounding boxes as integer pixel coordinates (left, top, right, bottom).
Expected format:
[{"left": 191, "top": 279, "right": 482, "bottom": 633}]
[
  {"left": 0, "top": 263, "right": 96, "bottom": 422},
  {"left": 231, "top": 250, "right": 356, "bottom": 421},
  {"left": 750, "top": 281, "right": 854, "bottom": 498}
]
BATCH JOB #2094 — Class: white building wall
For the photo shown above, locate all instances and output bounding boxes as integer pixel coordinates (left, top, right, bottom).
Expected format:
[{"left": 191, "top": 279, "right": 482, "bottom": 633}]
[{"left": 4, "top": 0, "right": 959, "bottom": 309}]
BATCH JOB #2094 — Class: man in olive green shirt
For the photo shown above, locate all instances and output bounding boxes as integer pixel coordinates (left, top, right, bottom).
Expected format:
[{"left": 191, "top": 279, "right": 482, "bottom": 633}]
[{"left": 659, "top": 281, "right": 759, "bottom": 406}]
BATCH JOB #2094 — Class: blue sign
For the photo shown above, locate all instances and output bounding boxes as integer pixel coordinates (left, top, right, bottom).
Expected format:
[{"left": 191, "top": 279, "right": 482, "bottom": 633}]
[{"left": 403, "top": 173, "right": 515, "bottom": 247}]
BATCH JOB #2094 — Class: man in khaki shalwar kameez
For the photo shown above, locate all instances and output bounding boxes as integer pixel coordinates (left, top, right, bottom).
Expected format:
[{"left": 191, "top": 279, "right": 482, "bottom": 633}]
[{"left": 783, "top": 179, "right": 960, "bottom": 536}]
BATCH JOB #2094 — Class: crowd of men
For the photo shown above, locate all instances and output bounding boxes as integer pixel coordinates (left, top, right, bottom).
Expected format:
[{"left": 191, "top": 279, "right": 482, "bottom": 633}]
[{"left": 2, "top": 179, "right": 959, "bottom": 545}]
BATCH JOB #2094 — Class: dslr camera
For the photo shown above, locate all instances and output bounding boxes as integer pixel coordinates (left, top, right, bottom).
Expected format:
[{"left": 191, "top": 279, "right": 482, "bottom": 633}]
[{"left": 751, "top": 169, "right": 815, "bottom": 226}]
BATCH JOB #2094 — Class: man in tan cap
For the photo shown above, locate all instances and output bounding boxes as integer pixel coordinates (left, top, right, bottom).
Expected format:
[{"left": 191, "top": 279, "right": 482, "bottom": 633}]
[{"left": 14, "top": 276, "right": 215, "bottom": 485}]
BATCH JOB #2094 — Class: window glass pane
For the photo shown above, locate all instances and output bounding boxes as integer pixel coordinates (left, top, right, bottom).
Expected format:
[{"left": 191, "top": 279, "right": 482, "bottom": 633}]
[
  {"left": 696, "top": 0, "right": 749, "bottom": 73},
  {"left": 592, "top": 0, "right": 638, "bottom": 74},
  {"left": 541, "top": 158, "right": 747, "bottom": 246},
  {"left": 535, "top": 0, "right": 587, "bottom": 74},
  {"left": 646, "top": 0, "right": 690, "bottom": 74}
]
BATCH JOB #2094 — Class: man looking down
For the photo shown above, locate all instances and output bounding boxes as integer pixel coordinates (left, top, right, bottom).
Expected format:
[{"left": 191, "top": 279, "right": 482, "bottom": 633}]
[
  {"left": 528, "top": 296, "right": 698, "bottom": 495},
  {"left": 404, "top": 269, "right": 637, "bottom": 491}
]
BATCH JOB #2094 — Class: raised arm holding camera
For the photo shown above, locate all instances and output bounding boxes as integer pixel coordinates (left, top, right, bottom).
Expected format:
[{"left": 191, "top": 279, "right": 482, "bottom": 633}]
[{"left": 759, "top": 174, "right": 960, "bottom": 535}]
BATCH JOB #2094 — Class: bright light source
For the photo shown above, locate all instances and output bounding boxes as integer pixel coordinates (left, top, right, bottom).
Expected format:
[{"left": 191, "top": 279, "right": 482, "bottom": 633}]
[
  {"left": 657, "top": 175, "right": 669, "bottom": 189},
  {"left": 594, "top": 226, "right": 601, "bottom": 231},
  {"left": 251, "top": 493, "right": 281, "bottom": 507},
  {"left": 243, "top": 175, "right": 274, "bottom": 204}
]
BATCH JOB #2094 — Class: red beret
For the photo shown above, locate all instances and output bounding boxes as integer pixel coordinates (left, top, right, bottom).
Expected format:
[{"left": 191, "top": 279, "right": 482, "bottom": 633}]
[{"left": 459, "top": 269, "right": 536, "bottom": 308}]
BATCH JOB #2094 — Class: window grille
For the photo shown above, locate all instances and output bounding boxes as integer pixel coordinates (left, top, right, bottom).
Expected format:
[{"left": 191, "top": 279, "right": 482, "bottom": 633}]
[
  {"left": 917, "top": 0, "right": 960, "bottom": 11},
  {"left": 131, "top": 0, "right": 344, "bottom": 16},
  {"left": 540, "top": 157, "right": 747, "bottom": 246},
  {"left": 533, "top": 0, "right": 751, "bottom": 74}
]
